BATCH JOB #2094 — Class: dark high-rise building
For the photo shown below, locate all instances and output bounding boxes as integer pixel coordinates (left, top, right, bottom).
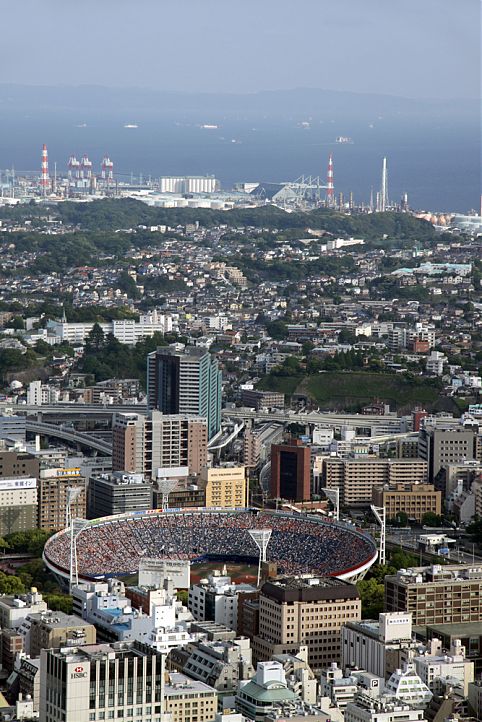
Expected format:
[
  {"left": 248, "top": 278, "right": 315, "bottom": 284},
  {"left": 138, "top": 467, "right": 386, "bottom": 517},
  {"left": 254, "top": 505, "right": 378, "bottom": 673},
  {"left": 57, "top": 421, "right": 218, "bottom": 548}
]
[
  {"left": 147, "top": 346, "right": 222, "bottom": 439},
  {"left": 270, "top": 438, "right": 311, "bottom": 502},
  {"left": 88, "top": 471, "right": 152, "bottom": 518}
]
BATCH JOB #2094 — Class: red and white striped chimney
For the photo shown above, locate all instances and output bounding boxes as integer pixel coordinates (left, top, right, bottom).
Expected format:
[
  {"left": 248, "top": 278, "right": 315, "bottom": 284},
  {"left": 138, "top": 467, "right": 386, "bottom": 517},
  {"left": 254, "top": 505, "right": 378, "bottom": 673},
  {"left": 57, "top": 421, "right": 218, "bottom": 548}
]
[
  {"left": 326, "top": 153, "right": 334, "bottom": 205},
  {"left": 40, "top": 144, "right": 49, "bottom": 195}
]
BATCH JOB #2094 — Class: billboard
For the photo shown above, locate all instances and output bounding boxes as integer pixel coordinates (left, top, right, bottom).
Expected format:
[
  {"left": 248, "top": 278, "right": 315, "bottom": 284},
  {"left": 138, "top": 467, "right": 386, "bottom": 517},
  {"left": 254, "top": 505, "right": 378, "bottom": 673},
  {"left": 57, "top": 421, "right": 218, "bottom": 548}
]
[
  {"left": 0, "top": 477, "right": 37, "bottom": 491},
  {"left": 138, "top": 557, "right": 190, "bottom": 588}
]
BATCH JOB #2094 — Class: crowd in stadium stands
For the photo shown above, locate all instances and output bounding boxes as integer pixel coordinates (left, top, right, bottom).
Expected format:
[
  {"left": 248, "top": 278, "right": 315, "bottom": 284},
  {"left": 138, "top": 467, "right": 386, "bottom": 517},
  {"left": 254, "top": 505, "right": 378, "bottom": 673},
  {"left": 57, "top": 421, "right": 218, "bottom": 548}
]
[{"left": 44, "top": 511, "right": 376, "bottom": 579}]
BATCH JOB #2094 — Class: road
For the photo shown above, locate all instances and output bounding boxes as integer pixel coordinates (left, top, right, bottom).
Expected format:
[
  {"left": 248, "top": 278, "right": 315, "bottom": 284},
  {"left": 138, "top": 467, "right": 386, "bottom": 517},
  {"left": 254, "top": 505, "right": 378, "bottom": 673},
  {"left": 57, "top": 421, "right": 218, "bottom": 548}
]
[
  {"left": 3, "top": 402, "right": 410, "bottom": 431},
  {"left": 387, "top": 530, "right": 482, "bottom": 565},
  {"left": 26, "top": 420, "right": 112, "bottom": 455}
]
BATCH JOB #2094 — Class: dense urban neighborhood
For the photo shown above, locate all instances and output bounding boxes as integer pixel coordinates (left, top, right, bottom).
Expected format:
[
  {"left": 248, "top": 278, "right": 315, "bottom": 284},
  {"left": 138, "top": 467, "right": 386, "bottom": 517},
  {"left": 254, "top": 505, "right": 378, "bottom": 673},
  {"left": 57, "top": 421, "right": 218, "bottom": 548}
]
[{"left": 0, "top": 197, "right": 480, "bottom": 720}]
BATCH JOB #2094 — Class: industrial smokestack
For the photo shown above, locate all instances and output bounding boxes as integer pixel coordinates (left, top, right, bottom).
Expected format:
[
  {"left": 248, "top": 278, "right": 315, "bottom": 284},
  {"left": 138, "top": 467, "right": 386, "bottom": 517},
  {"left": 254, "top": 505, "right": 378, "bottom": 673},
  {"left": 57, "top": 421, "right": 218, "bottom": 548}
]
[
  {"left": 40, "top": 144, "right": 49, "bottom": 196},
  {"left": 326, "top": 153, "right": 334, "bottom": 206}
]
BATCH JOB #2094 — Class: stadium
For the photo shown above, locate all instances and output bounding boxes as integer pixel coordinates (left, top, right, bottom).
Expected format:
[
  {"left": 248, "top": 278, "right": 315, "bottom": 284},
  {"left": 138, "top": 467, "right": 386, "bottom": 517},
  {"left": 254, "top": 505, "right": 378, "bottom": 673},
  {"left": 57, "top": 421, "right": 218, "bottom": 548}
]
[{"left": 43, "top": 508, "right": 378, "bottom": 585}]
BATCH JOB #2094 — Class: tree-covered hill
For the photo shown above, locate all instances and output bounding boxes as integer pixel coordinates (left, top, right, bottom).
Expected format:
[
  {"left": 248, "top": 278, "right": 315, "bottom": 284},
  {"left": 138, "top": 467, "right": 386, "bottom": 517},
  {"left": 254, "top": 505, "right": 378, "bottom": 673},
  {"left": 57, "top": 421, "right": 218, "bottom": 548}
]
[{"left": 49, "top": 199, "right": 437, "bottom": 240}]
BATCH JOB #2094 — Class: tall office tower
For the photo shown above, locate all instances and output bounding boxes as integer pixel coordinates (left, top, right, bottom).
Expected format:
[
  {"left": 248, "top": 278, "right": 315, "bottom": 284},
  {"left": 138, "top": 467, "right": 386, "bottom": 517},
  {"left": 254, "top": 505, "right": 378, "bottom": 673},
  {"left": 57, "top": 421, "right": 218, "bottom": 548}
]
[
  {"left": 418, "top": 423, "right": 478, "bottom": 482},
  {"left": 147, "top": 346, "right": 222, "bottom": 439},
  {"left": 112, "top": 410, "right": 208, "bottom": 477},
  {"left": 270, "top": 438, "right": 311, "bottom": 502},
  {"left": 40, "top": 641, "right": 166, "bottom": 722},
  {"left": 252, "top": 576, "right": 361, "bottom": 671}
]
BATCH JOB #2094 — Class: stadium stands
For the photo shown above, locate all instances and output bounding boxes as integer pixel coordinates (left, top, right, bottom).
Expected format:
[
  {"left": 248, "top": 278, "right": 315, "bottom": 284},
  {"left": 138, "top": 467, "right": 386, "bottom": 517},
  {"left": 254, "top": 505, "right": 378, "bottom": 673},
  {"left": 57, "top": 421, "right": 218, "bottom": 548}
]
[{"left": 43, "top": 509, "right": 377, "bottom": 582}]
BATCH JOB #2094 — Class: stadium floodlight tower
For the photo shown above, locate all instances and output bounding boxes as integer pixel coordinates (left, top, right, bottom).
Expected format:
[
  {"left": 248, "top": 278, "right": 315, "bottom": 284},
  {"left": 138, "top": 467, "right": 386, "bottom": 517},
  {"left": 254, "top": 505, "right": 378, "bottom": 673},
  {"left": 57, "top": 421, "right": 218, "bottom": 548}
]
[
  {"left": 65, "top": 486, "right": 88, "bottom": 593},
  {"left": 248, "top": 528, "right": 272, "bottom": 587},
  {"left": 323, "top": 488, "right": 340, "bottom": 521},
  {"left": 69, "top": 518, "right": 89, "bottom": 594},
  {"left": 157, "top": 477, "right": 179, "bottom": 510},
  {"left": 370, "top": 504, "right": 386, "bottom": 566},
  {"left": 65, "top": 486, "right": 83, "bottom": 529}
]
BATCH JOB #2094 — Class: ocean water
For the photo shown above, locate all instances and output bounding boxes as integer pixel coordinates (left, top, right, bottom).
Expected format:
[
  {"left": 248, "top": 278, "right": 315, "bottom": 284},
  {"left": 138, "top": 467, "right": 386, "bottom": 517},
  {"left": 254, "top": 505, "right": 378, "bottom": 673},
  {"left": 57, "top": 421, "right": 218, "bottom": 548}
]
[{"left": 0, "top": 108, "right": 479, "bottom": 213}]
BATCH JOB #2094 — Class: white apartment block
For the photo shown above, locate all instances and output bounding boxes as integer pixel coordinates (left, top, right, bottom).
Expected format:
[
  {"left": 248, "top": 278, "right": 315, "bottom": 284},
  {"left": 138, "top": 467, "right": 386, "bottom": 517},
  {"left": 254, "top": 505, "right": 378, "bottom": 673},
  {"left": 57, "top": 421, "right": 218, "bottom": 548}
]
[
  {"left": 414, "top": 638, "right": 474, "bottom": 696},
  {"left": 0, "top": 589, "right": 48, "bottom": 630},
  {"left": 47, "top": 309, "right": 173, "bottom": 345},
  {"left": 342, "top": 612, "right": 415, "bottom": 680},
  {"left": 188, "top": 572, "right": 256, "bottom": 631},
  {"left": 344, "top": 695, "right": 425, "bottom": 722}
]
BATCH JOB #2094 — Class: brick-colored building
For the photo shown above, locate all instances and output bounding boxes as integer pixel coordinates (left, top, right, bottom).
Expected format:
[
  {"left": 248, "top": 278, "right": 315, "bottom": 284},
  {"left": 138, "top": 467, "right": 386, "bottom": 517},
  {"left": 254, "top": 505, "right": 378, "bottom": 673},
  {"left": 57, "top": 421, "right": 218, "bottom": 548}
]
[
  {"left": 372, "top": 483, "right": 441, "bottom": 523},
  {"left": 38, "top": 467, "right": 86, "bottom": 531},
  {"left": 112, "top": 410, "right": 207, "bottom": 478},
  {"left": 384, "top": 564, "right": 482, "bottom": 627},
  {"left": 270, "top": 439, "right": 311, "bottom": 502},
  {"left": 241, "top": 389, "right": 285, "bottom": 410}
]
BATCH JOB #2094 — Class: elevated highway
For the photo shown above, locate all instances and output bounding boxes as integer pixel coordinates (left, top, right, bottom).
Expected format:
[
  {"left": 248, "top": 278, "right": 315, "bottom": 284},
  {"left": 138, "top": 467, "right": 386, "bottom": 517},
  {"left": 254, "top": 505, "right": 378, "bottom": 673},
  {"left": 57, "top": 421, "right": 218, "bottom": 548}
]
[
  {"left": 25, "top": 419, "right": 245, "bottom": 456},
  {"left": 2, "top": 402, "right": 408, "bottom": 431},
  {"left": 2, "top": 403, "right": 147, "bottom": 417},
  {"left": 222, "top": 407, "right": 409, "bottom": 431},
  {"left": 26, "top": 421, "right": 112, "bottom": 455}
]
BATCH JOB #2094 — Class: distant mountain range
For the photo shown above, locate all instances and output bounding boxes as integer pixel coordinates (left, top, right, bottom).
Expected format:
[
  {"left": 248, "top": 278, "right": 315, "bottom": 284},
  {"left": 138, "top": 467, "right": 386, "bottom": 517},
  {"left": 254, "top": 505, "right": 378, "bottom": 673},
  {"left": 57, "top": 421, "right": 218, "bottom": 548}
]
[{"left": 0, "top": 84, "right": 477, "bottom": 120}]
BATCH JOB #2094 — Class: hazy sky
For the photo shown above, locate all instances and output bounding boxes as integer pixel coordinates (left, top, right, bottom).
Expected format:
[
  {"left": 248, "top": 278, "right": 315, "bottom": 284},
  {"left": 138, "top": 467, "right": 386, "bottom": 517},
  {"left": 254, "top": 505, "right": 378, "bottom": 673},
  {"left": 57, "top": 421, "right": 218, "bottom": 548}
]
[{"left": 1, "top": 0, "right": 479, "bottom": 99}]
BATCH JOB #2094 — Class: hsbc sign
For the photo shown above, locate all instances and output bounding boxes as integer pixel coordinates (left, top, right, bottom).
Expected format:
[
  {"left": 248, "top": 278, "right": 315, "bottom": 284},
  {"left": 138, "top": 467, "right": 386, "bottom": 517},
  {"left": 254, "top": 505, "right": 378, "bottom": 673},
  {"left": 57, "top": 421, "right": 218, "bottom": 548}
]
[{"left": 70, "top": 665, "right": 87, "bottom": 679}]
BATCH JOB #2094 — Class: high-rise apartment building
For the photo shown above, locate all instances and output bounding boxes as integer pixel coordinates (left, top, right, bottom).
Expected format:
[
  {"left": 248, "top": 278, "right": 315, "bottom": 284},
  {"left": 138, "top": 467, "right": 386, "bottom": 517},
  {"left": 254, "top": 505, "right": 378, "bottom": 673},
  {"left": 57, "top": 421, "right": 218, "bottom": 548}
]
[
  {"left": 38, "top": 467, "right": 86, "bottom": 531},
  {"left": 112, "top": 410, "right": 208, "bottom": 478},
  {"left": 39, "top": 641, "right": 166, "bottom": 722},
  {"left": 252, "top": 576, "right": 361, "bottom": 671},
  {"left": 270, "top": 439, "right": 311, "bottom": 501},
  {"left": 384, "top": 564, "right": 482, "bottom": 626},
  {"left": 147, "top": 346, "right": 222, "bottom": 439},
  {"left": 243, "top": 428, "right": 262, "bottom": 469},
  {"left": 323, "top": 458, "right": 428, "bottom": 506}
]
